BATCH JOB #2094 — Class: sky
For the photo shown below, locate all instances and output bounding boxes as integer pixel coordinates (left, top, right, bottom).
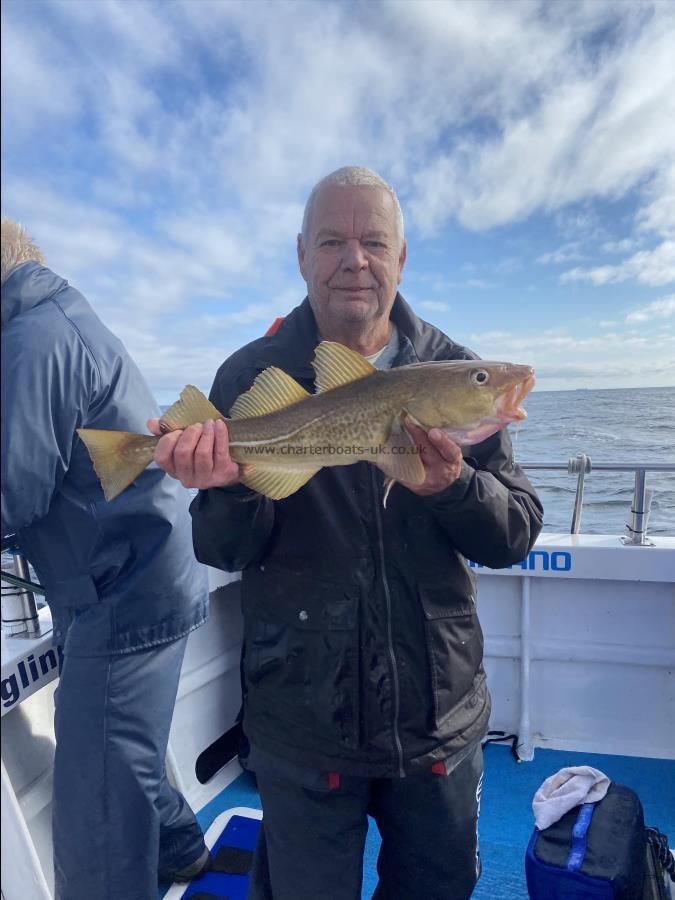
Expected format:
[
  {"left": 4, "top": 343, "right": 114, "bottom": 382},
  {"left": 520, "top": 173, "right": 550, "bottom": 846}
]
[{"left": 2, "top": 0, "right": 674, "bottom": 401}]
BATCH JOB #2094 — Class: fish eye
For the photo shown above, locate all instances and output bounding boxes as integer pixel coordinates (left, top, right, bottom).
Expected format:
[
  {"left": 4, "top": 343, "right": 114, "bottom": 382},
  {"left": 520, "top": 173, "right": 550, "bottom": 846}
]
[{"left": 470, "top": 369, "right": 489, "bottom": 385}]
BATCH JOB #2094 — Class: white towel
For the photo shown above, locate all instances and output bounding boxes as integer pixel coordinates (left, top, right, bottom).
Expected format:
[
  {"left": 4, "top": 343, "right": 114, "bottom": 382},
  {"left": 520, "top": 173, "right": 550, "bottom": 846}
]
[{"left": 533, "top": 766, "right": 611, "bottom": 830}]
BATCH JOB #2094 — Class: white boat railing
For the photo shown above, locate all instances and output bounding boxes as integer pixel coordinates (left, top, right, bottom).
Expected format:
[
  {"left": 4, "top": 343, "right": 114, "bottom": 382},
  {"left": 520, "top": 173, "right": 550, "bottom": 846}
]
[
  {"left": 521, "top": 458, "right": 675, "bottom": 542},
  {"left": 2, "top": 458, "right": 674, "bottom": 637}
]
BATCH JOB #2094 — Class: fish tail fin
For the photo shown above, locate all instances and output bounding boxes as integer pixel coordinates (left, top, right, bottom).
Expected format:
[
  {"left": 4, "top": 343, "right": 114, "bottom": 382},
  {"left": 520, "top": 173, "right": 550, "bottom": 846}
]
[{"left": 77, "top": 429, "right": 158, "bottom": 501}]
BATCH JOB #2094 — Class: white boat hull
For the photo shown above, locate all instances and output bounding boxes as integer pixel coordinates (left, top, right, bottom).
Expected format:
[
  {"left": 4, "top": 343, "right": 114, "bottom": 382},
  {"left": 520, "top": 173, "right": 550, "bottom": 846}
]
[{"left": 2, "top": 533, "right": 674, "bottom": 899}]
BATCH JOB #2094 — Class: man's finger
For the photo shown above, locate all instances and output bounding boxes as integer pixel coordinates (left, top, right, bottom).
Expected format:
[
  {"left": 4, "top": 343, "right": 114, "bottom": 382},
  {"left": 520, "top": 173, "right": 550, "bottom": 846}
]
[
  {"left": 427, "top": 428, "right": 462, "bottom": 463},
  {"left": 194, "top": 420, "right": 215, "bottom": 481},
  {"left": 404, "top": 420, "right": 431, "bottom": 451},
  {"left": 404, "top": 420, "right": 442, "bottom": 466},
  {"left": 147, "top": 418, "right": 162, "bottom": 436},
  {"left": 172, "top": 424, "right": 204, "bottom": 484},
  {"left": 154, "top": 431, "right": 183, "bottom": 478},
  {"left": 212, "top": 419, "right": 240, "bottom": 484}
]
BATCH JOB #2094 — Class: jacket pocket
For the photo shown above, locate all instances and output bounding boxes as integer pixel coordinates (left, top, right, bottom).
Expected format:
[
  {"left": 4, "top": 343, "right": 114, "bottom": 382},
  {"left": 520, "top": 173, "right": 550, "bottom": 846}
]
[
  {"left": 242, "top": 567, "right": 361, "bottom": 750},
  {"left": 419, "top": 584, "right": 484, "bottom": 729}
]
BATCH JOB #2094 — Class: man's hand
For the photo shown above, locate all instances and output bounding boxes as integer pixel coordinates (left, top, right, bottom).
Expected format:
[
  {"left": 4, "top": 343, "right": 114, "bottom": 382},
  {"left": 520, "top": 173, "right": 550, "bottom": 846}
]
[
  {"left": 147, "top": 418, "right": 241, "bottom": 490},
  {"left": 401, "top": 421, "right": 463, "bottom": 496}
]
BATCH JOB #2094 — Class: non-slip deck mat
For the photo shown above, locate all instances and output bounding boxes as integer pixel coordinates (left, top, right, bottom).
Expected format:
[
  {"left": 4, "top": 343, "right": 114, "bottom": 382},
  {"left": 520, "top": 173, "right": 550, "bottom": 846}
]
[
  {"left": 160, "top": 746, "right": 675, "bottom": 899},
  {"left": 181, "top": 813, "right": 260, "bottom": 900}
]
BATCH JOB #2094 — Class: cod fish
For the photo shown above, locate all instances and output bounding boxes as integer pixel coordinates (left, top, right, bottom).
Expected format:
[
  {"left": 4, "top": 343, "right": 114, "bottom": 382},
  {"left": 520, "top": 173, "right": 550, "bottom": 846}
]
[{"left": 77, "top": 341, "right": 535, "bottom": 505}]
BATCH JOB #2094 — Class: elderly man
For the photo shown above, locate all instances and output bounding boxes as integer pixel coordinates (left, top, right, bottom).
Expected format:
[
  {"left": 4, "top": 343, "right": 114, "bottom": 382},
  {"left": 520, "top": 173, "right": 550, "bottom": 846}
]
[
  {"left": 151, "top": 167, "right": 543, "bottom": 899},
  {"left": 1, "top": 219, "right": 210, "bottom": 899}
]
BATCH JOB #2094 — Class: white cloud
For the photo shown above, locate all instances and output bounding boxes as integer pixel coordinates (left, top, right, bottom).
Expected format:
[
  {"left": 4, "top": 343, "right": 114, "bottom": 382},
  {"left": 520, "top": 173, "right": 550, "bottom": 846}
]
[
  {"left": 494, "top": 257, "right": 522, "bottom": 274},
  {"left": 625, "top": 295, "right": 675, "bottom": 323},
  {"left": 5, "top": 1, "right": 673, "bottom": 238},
  {"left": 419, "top": 300, "right": 450, "bottom": 312},
  {"left": 467, "top": 325, "right": 674, "bottom": 389},
  {"left": 537, "top": 243, "right": 585, "bottom": 265},
  {"left": 0, "top": 17, "right": 81, "bottom": 135},
  {"left": 3, "top": 0, "right": 675, "bottom": 394},
  {"left": 636, "top": 161, "right": 675, "bottom": 239},
  {"left": 561, "top": 241, "right": 675, "bottom": 287},
  {"left": 407, "top": 2, "right": 675, "bottom": 235},
  {"left": 601, "top": 239, "right": 637, "bottom": 254}
]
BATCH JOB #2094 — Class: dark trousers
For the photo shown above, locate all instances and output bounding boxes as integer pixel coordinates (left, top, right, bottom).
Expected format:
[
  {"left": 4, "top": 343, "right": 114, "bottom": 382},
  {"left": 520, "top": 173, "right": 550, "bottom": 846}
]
[
  {"left": 248, "top": 743, "right": 483, "bottom": 900},
  {"left": 53, "top": 636, "right": 206, "bottom": 900}
]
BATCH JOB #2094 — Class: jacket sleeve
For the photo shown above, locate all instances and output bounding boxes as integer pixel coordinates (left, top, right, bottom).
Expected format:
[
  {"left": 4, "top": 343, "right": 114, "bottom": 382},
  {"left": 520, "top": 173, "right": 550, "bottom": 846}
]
[
  {"left": 189, "top": 359, "right": 275, "bottom": 572},
  {"left": 1, "top": 318, "right": 95, "bottom": 536},
  {"left": 424, "top": 428, "right": 543, "bottom": 568}
]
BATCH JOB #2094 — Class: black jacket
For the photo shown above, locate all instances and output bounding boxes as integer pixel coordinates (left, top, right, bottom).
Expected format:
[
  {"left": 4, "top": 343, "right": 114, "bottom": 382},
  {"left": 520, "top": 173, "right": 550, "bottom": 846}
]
[{"left": 191, "top": 294, "right": 543, "bottom": 777}]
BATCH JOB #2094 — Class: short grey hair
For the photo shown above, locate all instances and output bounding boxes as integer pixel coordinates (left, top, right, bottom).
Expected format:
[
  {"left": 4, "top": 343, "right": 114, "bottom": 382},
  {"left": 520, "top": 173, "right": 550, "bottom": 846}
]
[
  {"left": 301, "top": 166, "right": 405, "bottom": 246},
  {"left": 1, "top": 218, "right": 46, "bottom": 286}
]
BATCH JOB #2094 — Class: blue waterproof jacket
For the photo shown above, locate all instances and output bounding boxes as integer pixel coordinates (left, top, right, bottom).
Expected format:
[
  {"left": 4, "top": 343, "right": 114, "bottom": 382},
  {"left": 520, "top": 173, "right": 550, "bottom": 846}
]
[{"left": 1, "top": 262, "right": 208, "bottom": 655}]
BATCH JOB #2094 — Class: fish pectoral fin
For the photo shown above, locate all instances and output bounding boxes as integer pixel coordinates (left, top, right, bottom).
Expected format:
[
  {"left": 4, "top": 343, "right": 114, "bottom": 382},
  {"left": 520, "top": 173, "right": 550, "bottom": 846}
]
[
  {"left": 383, "top": 477, "right": 396, "bottom": 509},
  {"left": 229, "top": 368, "right": 310, "bottom": 419},
  {"left": 374, "top": 416, "right": 426, "bottom": 498},
  {"left": 160, "top": 385, "right": 223, "bottom": 432},
  {"left": 312, "top": 341, "right": 376, "bottom": 393},
  {"left": 239, "top": 464, "right": 321, "bottom": 500},
  {"left": 77, "top": 429, "right": 157, "bottom": 501}
]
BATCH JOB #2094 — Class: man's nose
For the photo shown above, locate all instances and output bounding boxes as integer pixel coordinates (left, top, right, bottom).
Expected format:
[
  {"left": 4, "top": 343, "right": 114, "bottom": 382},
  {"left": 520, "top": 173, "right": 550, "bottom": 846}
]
[{"left": 341, "top": 239, "right": 368, "bottom": 270}]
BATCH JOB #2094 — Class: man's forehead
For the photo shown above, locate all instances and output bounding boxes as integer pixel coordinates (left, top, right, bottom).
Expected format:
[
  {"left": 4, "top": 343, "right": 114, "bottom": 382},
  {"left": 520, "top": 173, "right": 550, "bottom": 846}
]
[{"left": 311, "top": 183, "right": 396, "bottom": 229}]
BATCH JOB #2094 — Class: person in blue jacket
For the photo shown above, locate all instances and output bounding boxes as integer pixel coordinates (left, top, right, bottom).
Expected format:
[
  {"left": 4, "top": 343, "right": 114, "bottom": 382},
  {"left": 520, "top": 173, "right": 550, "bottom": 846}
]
[{"left": 1, "top": 218, "right": 211, "bottom": 899}]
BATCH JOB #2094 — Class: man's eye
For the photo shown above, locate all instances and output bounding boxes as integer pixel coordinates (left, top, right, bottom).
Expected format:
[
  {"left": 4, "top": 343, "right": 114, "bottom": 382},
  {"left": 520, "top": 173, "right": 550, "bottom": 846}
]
[
  {"left": 320, "top": 239, "right": 341, "bottom": 247},
  {"left": 364, "top": 241, "right": 385, "bottom": 248}
]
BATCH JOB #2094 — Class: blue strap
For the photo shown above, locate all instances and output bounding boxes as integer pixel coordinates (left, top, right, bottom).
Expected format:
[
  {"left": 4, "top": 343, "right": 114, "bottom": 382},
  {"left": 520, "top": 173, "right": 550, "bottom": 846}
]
[{"left": 566, "top": 803, "right": 596, "bottom": 872}]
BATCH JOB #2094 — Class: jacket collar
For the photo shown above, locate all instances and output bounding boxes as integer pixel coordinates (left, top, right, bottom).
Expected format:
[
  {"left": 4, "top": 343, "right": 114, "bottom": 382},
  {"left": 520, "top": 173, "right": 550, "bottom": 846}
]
[
  {"left": 1, "top": 262, "right": 67, "bottom": 327},
  {"left": 253, "top": 292, "right": 467, "bottom": 379}
]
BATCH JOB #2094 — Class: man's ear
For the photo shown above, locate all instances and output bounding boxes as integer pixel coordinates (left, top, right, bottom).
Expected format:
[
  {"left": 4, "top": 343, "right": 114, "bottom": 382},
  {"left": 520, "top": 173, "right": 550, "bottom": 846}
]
[
  {"left": 297, "top": 234, "right": 307, "bottom": 281},
  {"left": 397, "top": 240, "right": 407, "bottom": 284}
]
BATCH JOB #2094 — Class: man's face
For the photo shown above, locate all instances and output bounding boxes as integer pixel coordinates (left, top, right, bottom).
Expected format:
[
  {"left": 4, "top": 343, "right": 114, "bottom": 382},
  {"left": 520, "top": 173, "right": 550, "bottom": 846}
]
[{"left": 298, "top": 183, "right": 407, "bottom": 329}]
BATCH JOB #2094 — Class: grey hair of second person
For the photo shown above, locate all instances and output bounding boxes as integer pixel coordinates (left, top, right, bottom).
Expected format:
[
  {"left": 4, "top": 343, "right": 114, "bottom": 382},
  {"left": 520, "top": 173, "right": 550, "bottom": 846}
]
[
  {"left": 1, "top": 218, "right": 46, "bottom": 286},
  {"left": 300, "top": 166, "right": 405, "bottom": 247}
]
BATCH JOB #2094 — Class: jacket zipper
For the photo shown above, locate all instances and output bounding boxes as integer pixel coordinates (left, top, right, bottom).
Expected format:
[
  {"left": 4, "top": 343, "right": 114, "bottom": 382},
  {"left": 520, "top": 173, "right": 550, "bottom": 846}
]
[{"left": 371, "top": 468, "right": 405, "bottom": 777}]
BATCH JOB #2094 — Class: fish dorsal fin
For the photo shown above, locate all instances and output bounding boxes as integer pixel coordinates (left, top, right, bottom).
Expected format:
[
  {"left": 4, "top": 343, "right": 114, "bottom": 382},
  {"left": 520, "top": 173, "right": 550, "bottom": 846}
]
[
  {"left": 312, "top": 341, "right": 376, "bottom": 393},
  {"left": 229, "top": 367, "right": 309, "bottom": 420},
  {"left": 160, "top": 386, "right": 223, "bottom": 432}
]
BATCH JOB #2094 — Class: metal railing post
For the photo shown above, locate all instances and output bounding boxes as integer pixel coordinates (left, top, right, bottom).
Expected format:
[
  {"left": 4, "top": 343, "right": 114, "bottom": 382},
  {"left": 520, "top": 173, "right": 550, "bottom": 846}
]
[
  {"left": 568, "top": 454, "right": 592, "bottom": 535},
  {"left": 1, "top": 551, "right": 42, "bottom": 637},
  {"left": 621, "top": 470, "right": 654, "bottom": 546}
]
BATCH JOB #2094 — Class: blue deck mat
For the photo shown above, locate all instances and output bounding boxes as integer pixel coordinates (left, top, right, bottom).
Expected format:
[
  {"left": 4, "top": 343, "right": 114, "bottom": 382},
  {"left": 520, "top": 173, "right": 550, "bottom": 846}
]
[
  {"left": 181, "top": 813, "right": 259, "bottom": 899},
  {"left": 160, "top": 744, "right": 675, "bottom": 899}
]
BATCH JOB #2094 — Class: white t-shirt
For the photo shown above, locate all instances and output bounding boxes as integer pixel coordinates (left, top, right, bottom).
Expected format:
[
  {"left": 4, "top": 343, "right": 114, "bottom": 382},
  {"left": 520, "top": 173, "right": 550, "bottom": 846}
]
[{"left": 365, "top": 324, "right": 400, "bottom": 370}]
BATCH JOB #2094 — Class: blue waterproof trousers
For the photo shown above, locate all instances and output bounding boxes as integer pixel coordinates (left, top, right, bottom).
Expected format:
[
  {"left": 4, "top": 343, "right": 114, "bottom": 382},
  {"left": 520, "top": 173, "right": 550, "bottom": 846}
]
[{"left": 52, "top": 636, "right": 206, "bottom": 900}]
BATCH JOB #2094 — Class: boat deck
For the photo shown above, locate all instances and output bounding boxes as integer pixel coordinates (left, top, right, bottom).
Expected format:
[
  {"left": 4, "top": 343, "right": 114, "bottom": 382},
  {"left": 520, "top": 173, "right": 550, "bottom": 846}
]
[{"left": 159, "top": 744, "right": 675, "bottom": 899}]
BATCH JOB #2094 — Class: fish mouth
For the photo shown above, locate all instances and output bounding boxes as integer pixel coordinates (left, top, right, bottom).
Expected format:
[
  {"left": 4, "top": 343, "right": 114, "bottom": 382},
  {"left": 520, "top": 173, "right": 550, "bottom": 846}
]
[{"left": 495, "top": 371, "right": 535, "bottom": 422}]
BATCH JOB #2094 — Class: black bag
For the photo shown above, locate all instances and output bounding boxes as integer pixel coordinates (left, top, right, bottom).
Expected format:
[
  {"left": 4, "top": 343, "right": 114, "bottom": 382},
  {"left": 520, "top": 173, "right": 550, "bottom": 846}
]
[
  {"left": 644, "top": 827, "right": 675, "bottom": 900},
  {"left": 526, "top": 783, "right": 647, "bottom": 899}
]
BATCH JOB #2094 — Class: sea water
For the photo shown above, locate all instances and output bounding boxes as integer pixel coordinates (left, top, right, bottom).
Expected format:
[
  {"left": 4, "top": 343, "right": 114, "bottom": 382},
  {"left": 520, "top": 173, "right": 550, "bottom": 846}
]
[{"left": 513, "top": 385, "right": 674, "bottom": 536}]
